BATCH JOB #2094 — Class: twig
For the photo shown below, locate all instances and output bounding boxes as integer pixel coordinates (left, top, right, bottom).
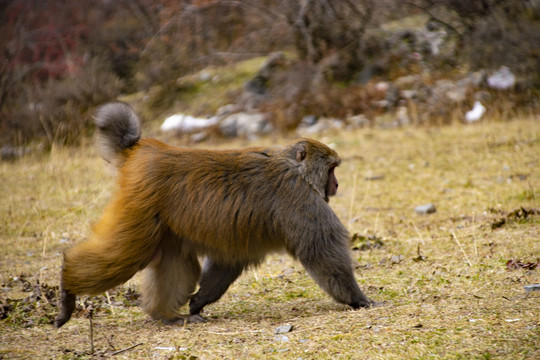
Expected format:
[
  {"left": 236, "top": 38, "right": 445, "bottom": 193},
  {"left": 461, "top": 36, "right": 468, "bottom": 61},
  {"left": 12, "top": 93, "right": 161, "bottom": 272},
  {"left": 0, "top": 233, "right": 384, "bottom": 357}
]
[
  {"left": 105, "top": 335, "right": 116, "bottom": 351},
  {"left": 347, "top": 168, "right": 358, "bottom": 230},
  {"left": 39, "top": 231, "right": 48, "bottom": 286},
  {"left": 451, "top": 230, "right": 472, "bottom": 267},
  {"left": 110, "top": 343, "right": 143, "bottom": 356},
  {"left": 295, "top": 0, "right": 317, "bottom": 62},
  {"left": 472, "top": 212, "right": 478, "bottom": 262},
  {"left": 252, "top": 268, "right": 259, "bottom": 282},
  {"left": 105, "top": 291, "right": 116, "bottom": 315},
  {"left": 405, "top": 2, "right": 462, "bottom": 37},
  {"left": 356, "top": 169, "right": 372, "bottom": 218},
  {"left": 89, "top": 308, "right": 94, "bottom": 355},
  {"left": 411, "top": 220, "right": 426, "bottom": 245}
]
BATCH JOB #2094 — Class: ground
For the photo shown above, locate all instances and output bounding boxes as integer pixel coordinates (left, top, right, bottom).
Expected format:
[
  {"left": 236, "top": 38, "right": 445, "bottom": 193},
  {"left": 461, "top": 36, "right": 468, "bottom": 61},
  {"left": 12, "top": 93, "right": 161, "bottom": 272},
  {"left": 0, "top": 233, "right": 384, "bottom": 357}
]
[{"left": 0, "top": 117, "right": 539, "bottom": 359}]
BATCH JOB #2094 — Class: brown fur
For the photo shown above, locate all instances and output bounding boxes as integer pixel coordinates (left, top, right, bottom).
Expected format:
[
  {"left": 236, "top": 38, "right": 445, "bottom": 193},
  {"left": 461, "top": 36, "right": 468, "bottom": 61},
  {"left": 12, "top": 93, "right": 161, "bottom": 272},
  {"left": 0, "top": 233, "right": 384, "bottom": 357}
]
[{"left": 55, "top": 103, "right": 374, "bottom": 328}]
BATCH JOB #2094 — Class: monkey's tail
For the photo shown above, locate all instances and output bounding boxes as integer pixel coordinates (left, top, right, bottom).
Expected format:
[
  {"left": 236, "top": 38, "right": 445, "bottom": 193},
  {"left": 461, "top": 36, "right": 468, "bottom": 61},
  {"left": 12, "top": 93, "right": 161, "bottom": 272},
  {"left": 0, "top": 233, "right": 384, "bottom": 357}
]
[
  {"left": 56, "top": 192, "right": 161, "bottom": 327},
  {"left": 94, "top": 102, "right": 141, "bottom": 167}
]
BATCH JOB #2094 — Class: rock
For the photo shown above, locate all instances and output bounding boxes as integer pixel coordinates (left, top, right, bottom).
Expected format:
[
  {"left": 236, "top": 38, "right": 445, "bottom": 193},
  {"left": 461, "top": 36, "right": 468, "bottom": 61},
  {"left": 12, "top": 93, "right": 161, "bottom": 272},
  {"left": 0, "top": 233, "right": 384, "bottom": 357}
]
[
  {"left": 300, "top": 115, "right": 318, "bottom": 127},
  {"left": 347, "top": 114, "right": 370, "bottom": 128},
  {"left": 415, "top": 203, "right": 436, "bottom": 215},
  {"left": 297, "top": 117, "right": 343, "bottom": 136},
  {"left": 219, "top": 112, "right": 273, "bottom": 139},
  {"left": 161, "top": 114, "right": 218, "bottom": 132},
  {"left": 1, "top": 145, "right": 24, "bottom": 161},
  {"left": 216, "top": 104, "right": 240, "bottom": 117},
  {"left": 524, "top": 284, "right": 540, "bottom": 293},
  {"left": 434, "top": 79, "right": 468, "bottom": 103},
  {"left": 275, "top": 325, "right": 293, "bottom": 334},
  {"left": 274, "top": 335, "right": 289, "bottom": 342},
  {"left": 396, "top": 105, "right": 410, "bottom": 126},
  {"left": 190, "top": 132, "right": 208, "bottom": 143},
  {"left": 487, "top": 66, "right": 516, "bottom": 90},
  {"left": 465, "top": 101, "right": 486, "bottom": 123}
]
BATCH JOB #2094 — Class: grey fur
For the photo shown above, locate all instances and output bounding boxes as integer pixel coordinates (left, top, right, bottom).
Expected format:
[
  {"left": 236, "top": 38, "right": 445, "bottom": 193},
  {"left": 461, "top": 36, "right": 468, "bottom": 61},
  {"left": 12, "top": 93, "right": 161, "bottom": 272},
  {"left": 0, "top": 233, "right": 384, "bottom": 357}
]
[{"left": 94, "top": 102, "right": 141, "bottom": 166}]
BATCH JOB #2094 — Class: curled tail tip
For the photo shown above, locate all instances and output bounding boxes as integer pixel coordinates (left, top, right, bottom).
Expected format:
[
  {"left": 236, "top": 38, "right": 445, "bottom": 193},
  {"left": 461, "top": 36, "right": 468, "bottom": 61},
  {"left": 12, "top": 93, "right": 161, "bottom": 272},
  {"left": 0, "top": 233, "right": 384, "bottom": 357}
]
[{"left": 94, "top": 102, "right": 141, "bottom": 165}]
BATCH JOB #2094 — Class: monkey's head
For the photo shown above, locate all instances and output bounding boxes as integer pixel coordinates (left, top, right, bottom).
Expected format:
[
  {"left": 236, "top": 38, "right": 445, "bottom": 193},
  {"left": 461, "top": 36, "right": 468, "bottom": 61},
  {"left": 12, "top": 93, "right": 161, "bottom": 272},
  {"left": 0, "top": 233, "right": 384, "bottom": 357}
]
[{"left": 287, "top": 139, "right": 341, "bottom": 202}]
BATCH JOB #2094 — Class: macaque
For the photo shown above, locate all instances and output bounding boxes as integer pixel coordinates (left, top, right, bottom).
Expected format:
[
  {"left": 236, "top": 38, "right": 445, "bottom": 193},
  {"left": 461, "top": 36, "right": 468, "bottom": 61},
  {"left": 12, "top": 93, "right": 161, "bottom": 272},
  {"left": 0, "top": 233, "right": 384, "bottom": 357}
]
[{"left": 55, "top": 102, "right": 375, "bottom": 328}]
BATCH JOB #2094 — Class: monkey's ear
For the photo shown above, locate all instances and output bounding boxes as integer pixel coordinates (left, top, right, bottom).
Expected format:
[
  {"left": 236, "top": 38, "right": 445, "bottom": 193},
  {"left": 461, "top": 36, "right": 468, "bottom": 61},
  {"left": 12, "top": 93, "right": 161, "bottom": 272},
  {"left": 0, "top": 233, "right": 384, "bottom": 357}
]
[{"left": 295, "top": 146, "right": 307, "bottom": 162}]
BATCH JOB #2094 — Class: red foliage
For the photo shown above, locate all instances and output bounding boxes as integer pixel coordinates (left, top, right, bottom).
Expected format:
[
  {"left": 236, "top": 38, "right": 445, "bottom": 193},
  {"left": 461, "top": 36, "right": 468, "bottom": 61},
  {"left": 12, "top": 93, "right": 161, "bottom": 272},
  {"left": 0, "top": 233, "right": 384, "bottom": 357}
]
[{"left": 2, "top": 0, "right": 91, "bottom": 82}]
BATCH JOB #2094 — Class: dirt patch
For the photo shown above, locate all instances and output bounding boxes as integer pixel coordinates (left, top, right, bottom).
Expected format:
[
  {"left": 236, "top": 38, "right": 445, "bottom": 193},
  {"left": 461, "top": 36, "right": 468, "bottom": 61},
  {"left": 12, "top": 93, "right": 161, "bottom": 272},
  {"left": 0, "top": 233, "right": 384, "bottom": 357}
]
[{"left": 491, "top": 207, "right": 540, "bottom": 229}]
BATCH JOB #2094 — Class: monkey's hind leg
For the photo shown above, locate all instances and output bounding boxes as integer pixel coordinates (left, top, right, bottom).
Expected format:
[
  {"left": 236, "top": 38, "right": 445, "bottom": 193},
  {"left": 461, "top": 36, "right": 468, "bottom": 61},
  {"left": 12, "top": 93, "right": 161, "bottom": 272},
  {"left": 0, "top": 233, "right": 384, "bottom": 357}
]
[
  {"left": 54, "top": 274, "right": 76, "bottom": 328},
  {"left": 189, "top": 258, "right": 245, "bottom": 316},
  {"left": 140, "top": 234, "right": 201, "bottom": 324}
]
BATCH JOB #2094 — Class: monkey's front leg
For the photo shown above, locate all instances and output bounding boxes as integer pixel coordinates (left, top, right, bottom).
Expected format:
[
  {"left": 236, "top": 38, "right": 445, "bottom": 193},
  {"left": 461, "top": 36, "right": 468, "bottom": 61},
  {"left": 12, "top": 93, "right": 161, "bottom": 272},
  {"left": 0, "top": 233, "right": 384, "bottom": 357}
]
[
  {"left": 298, "top": 251, "right": 374, "bottom": 309},
  {"left": 189, "top": 258, "right": 245, "bottom": 316}
]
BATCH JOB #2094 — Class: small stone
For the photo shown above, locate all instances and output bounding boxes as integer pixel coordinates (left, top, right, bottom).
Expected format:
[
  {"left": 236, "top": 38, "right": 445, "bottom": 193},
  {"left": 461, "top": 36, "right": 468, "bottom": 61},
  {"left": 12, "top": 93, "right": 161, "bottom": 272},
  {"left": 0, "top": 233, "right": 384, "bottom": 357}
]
[
  {"left": 275, "top": 325, "right": 293, "bottom": 334},
  {"left": 274, "top": 335, "right": 289, "bottom": 342},
  {"left": 525, "top": 284, "right": 540, "bottom": 293},
  {"left": 415, "top": 203, "right": 436, "bottom": 215}
]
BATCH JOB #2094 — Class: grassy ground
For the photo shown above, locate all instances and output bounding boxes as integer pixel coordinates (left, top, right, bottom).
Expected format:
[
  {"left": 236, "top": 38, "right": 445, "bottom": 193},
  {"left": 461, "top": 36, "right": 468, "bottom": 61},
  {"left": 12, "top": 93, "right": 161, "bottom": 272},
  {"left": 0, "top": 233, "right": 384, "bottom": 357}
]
[{"left": 0, "top": 117, "right": 538, "bottom": 359}]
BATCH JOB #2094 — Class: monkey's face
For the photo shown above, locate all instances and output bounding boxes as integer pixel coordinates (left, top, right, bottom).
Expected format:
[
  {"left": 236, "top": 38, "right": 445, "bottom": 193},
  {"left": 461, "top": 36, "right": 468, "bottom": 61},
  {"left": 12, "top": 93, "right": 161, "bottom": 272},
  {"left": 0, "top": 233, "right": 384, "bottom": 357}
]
[
  {"left": 288, "top": 138, "right": 342, "bottom": 203},
  {"left": 326, "top": 166, "right": 339, "bottom": 199}
]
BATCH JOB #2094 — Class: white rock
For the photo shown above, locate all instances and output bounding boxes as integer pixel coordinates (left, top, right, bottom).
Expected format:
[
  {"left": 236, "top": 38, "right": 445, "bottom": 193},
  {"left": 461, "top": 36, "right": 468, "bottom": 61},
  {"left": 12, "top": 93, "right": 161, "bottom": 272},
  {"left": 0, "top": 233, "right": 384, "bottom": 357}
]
[
  {"left": 465, "top": 101, "right": 486, "bottom": 122},
  {"left": 487, "top": 66, "right": 515, "bottom": 90},
  {"left": 161, "top": 114, "right": 218, "bottom": 132}
]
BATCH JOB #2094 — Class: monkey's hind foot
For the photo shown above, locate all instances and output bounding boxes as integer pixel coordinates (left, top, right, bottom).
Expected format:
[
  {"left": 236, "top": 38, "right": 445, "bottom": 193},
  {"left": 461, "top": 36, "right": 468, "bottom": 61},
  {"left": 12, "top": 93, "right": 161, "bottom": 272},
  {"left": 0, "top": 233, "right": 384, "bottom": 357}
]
[
  {"left": 54, "top": 289, "right": 76, "bottom": 328},
  {"left": 162, "top": 314, "right": 207, "bottom": 326}
]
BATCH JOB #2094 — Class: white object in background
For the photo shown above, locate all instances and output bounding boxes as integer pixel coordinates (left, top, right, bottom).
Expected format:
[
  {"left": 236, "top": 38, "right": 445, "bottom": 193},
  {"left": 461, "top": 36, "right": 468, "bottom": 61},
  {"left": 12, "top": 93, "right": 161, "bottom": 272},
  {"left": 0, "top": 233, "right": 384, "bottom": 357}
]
[
  {"left": 161, "top": 114, "right": 218, "bottom": 132},
  {"left": 465, "top": 101, "right": 486, "bottom": 122},
  {"left": 487, "top": 66, "right": 516, "bottom": 90}
]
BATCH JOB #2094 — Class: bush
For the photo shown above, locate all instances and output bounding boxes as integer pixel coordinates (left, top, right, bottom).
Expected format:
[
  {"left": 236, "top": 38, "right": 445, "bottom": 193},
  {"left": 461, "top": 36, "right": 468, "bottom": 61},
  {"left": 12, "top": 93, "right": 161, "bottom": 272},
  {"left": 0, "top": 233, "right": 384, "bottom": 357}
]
[{"left": 0, "top": 59, "right": 123, "bottom": 147}]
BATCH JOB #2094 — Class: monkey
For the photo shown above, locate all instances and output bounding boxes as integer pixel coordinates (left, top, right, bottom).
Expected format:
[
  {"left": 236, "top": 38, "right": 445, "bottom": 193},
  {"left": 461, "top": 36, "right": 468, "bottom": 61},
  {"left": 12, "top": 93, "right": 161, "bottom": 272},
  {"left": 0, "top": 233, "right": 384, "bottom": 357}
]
[{"left": 54, "top": 102, "right": 376, "bottom": 328}]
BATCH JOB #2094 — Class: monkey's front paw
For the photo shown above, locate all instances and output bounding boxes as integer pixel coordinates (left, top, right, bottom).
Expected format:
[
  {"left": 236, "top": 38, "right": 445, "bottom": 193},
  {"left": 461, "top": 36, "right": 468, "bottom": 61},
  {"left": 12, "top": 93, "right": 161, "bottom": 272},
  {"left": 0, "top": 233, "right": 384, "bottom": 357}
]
[
  {"left": 162, "top": 314, "right": 207, "bottom": 326},
  {"left": 350, "top": 297, "right": 384, "bottom": 309}
]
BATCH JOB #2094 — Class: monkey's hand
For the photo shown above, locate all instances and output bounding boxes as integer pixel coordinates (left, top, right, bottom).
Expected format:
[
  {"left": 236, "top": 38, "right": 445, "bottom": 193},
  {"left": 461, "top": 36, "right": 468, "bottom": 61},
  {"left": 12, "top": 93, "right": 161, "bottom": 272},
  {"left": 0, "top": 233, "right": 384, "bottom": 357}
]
[{"left": 162, "top": 314, "right": 207, "bottom": 326}]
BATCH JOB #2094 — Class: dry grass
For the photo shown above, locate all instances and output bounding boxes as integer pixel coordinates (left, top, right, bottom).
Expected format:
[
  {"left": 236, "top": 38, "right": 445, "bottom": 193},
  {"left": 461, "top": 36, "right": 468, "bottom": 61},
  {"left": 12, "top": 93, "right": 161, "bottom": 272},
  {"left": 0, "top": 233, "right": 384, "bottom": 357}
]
[{"left": 0, "top": 117, "right": 539, "bottom": 359}]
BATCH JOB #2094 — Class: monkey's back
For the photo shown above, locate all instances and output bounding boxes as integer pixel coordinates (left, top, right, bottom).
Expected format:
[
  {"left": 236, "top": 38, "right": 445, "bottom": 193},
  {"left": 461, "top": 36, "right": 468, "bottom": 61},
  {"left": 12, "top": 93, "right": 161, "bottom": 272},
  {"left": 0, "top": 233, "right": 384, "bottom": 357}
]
[{"left": 117, "top": 138, "right": 340, "bottom": 265}]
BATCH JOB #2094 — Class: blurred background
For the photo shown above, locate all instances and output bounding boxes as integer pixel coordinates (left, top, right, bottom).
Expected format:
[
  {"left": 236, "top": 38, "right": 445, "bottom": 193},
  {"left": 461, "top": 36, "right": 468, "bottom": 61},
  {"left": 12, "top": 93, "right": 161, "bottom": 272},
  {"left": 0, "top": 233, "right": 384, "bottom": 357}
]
[{"left": 1, "top": 0, "right": 539, "bottom": 152}]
